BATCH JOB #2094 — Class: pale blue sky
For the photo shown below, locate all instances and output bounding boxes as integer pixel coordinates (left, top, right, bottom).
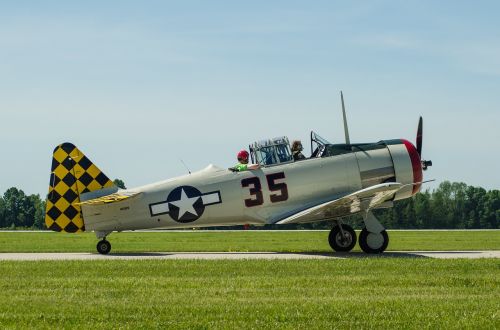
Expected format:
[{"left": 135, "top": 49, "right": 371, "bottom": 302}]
[{"left": 1, "top": 1, "right": 499, "bottom": 196}]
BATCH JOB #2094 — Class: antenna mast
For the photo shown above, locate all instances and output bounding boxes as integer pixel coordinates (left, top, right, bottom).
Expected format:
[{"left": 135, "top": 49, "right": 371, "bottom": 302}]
[
  {"left": 340, "top": 91, "right": 351, "bottom": 144},
  {"left": 180, "top": 159, "right": 191, "bottom": 175}
]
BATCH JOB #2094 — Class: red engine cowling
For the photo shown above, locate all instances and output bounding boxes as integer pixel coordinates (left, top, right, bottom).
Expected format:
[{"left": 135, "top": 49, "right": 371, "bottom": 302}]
[{"left": 385, "top": 139, "right": 423, "bottom": 200}]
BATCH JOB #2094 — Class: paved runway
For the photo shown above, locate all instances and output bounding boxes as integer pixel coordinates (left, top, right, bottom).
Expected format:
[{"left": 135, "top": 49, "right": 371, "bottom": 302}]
[{"left": 0, "top": 251, "right": 498, "bottom": 260}]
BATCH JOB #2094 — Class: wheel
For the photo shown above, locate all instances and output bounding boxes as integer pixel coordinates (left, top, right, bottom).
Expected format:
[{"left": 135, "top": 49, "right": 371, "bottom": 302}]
[
  {"left": 328, "top": 224, "right": 357, "bottom": 252},
  {"left": 358, "top": 228, "right": 389, "bottom": 254},
  {"left": 96, "top": 239, "right": 111, "bottom": 255}
]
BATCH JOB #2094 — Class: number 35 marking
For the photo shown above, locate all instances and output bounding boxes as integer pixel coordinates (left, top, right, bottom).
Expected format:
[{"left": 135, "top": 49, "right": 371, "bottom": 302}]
[{"left": 241, "top": 172, "right": 288, "bottom": 207}]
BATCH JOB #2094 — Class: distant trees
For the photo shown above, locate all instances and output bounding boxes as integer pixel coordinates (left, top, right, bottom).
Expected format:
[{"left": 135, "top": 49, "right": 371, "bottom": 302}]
[
  {"left": 113, "top": 179, "right": 126, "bottom": 189},
  {"left": 374, "top": 181, "right": 499, "bottom": 229},
  {"left": 0, "top": 181, "right": 498, "bottom": 230},
  {"left": 0, "top": 188, "right": 45, "bottom": 229}
]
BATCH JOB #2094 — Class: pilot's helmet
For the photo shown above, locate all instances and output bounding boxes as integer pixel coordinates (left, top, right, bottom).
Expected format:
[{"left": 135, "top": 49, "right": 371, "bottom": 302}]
[{"left": 237, "top": 150, "right": 249, "bottom": 162}]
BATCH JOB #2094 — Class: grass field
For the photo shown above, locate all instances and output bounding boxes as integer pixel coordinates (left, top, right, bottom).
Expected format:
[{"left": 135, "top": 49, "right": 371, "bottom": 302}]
[
  {"left": 0, "top": 259, "right": 498, "bottom": 329},
  {"left": 0, "top": 230, "right": 498, "bottom": 253}
]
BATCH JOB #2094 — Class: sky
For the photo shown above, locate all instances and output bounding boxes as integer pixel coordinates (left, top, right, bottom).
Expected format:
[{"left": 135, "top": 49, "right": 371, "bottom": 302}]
[{"left": 1, "top": 0, "right": 499, "bottom": 197}]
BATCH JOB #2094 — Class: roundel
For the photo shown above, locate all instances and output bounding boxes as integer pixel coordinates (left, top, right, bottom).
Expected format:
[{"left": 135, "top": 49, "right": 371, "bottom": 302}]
[
  {"left": 149, "top": 185, "right": 222, "bottom": 224},
  {"left": 166, "top": 185, "right": 206, "bottom": 223}
]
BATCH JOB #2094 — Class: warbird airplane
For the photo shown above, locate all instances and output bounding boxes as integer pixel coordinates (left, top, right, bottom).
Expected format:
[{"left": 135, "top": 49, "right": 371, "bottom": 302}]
[{"left": 45, "top": 93, "right": 432, "bottom": 254}]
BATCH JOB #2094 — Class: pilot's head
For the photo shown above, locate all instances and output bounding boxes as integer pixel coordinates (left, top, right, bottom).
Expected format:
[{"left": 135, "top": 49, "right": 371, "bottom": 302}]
[
  {"left": 292, "top": 140, "right": 303, "bottom": 152},
  {"left": 237, "top": 150, "right": 249, "bottom": 164}
]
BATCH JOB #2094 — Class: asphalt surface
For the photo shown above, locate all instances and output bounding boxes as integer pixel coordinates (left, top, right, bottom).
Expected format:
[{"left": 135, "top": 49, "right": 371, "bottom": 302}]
[{"left": 0, "top": 251, "right": 498, "bottom": 260}]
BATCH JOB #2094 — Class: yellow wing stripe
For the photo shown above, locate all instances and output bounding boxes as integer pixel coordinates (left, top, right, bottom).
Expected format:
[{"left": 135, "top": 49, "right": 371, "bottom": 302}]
[{"left": 78, "top": 192, "right": 140, "bottom": 206}]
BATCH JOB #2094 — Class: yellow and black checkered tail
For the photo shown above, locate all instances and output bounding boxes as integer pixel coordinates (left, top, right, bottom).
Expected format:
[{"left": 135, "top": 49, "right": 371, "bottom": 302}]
[{"left": 45, "top": 143, "right": 116, "bottom": 233}]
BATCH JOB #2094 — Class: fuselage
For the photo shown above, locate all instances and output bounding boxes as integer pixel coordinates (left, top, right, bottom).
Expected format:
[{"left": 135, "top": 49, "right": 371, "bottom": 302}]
[{"left": 82, "top": 139, "right": 422, "bottom": 232}]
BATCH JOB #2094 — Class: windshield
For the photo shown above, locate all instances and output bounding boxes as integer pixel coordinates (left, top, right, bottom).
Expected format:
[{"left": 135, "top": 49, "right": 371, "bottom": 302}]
[
  {"left": 310, "top": 131, "right": 332, "bottom": 157},
  {"left": 310, "top": 131, "right": 332, "bottom": 146}
]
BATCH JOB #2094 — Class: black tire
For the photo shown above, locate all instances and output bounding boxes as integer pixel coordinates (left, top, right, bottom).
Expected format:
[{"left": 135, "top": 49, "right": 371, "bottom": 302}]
[
  {"left": 328, "top": 224, "right": 357, "bottom": 252},
  {"left": 96, "top": 240, "right": 111, "bottom": 255},
  {"left": 359, "top": 228, "right": 389, "bottom": 254}
]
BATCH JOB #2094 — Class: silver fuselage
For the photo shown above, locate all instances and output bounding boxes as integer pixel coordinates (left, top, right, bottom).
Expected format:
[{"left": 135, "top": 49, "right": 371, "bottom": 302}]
[{"left": 82, "top": 140, "right": 418, "bottom": 232}]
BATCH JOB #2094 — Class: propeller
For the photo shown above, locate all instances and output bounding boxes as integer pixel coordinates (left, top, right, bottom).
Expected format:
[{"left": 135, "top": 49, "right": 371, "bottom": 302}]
[
  {"left": 416, "top": 116, "right": 432, "bottom": 170},
  {"left": 416, "top": 116, "right": 423, "bottom": 156}
]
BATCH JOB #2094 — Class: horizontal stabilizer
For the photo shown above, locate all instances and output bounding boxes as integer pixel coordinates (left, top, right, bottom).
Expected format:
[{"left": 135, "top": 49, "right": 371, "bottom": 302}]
[{"left": 78, "top": 192, "right": 141, "bottom": 206}]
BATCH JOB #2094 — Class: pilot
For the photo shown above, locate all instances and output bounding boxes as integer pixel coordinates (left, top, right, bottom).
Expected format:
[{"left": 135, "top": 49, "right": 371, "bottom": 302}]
[
  {"left": 291, "top": 140, "right": 306, "bottom": 161},
  {"left": 231, "top": 150, "right": 259, "bottom": 171}
]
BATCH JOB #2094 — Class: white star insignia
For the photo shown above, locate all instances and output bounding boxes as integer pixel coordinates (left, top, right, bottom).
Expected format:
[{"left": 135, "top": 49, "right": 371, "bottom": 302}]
[{"left": 169, "top": 188, "right": 200, "bottom": 219}]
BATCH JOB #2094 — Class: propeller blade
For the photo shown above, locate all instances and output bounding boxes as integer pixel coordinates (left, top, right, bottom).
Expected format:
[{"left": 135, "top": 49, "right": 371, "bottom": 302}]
[{"left": 416, "top": 116, "right": 423, "bottom": 156}]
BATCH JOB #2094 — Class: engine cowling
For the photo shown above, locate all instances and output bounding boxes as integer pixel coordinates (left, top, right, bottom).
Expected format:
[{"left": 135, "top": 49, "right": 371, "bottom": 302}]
[{"left": 384, "top": 139, "right": 423, "bottom": 200}]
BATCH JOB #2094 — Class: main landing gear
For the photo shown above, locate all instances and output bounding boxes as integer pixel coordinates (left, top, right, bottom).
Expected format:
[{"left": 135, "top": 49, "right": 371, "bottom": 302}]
[
  {"left": 328, "top": 222, "right": 357, "bottom": 252},
  {"left": 358, "top": 228, "right": 389, "bottom": 254},
  {"left": 328, "top": 211, "right": 389, "bottom": 254},
  {"left": 95, "top": 231, "right": 112, "bottom": 255}
]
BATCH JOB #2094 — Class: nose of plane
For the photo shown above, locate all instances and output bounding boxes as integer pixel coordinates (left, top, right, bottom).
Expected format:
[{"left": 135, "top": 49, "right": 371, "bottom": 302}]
[{"left": 401, "top": 139, "right": 423, "bottom": 194}]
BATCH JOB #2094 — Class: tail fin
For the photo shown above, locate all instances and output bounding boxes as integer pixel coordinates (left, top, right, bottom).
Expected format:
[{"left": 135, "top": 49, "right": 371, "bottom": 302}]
[{"left": 45, "top": 143, "right": 116, "bottom": 233}]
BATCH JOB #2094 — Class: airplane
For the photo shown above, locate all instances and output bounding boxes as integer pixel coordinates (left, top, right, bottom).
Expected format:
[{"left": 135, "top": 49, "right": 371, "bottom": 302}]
[{"left": 44, "top": 92, "right": 432, "bottom": 254}]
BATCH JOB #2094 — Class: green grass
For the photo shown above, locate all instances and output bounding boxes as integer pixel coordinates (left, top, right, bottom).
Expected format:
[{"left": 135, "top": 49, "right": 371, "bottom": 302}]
[
  {"left": 0, "top": 259, "right": 498, "bottom": 329},
  {"left": 0, "top": 230, "right": 498, "bottom": 253}
]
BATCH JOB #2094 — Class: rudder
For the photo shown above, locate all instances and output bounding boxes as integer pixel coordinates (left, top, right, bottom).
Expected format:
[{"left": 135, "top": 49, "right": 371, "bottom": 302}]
[{"left": 45, "top": 143, "right": 116, "bottom": 233}]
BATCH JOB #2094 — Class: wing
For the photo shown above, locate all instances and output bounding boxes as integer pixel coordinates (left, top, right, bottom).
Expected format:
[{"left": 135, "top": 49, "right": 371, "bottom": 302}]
[
  {"left": 77, "top": 191, "right": 141, "bottom": 205},
  {"left": 275, "top": 182, "right": 403, "bottom": 225}
]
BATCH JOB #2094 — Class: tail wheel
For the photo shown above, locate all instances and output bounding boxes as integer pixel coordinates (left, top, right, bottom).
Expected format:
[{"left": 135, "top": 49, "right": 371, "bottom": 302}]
[
  {"left": 359, "top": 228, "right": 389, "bottom": 254},
  {"left": 328, "top": 224, "right": 357, "bottom": 252},
  {"left": 96, "top": 240, "right": 111, "bottom": 255}
]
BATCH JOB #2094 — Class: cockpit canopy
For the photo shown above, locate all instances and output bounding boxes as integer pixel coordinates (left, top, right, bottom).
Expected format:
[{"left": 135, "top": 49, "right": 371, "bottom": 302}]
[
  {"left": 250, "top": 136, "right": 293, "bottom": 167},
  {"left": 248, "top": 132, "right": 386, "bottom": 167},
  {"left": 311, "top": 131, "right": 386, "bottom": 157}
]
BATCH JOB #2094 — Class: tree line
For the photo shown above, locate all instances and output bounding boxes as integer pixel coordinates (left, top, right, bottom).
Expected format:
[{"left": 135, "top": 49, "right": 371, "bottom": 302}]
[
  {"left": 375, "top": 181, "right": 499, "bottom": 229},
  {"left": 0, "top": 181, "right": 498, "bottom": 230},
  {"left": 0, "top": 187, "right": 45, "bottom": 229}
]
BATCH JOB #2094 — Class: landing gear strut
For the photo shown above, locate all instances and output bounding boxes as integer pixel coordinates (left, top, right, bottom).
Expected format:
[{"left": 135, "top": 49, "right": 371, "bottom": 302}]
[
  {"left": 328, "top": 222, "right": 357, "bottom": 252},
  {"left": 96, "top": 239, "right": 111, "bottom": 255},
  {"left": 358, "top": 211, "right": 389, "bottom": 254}
]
